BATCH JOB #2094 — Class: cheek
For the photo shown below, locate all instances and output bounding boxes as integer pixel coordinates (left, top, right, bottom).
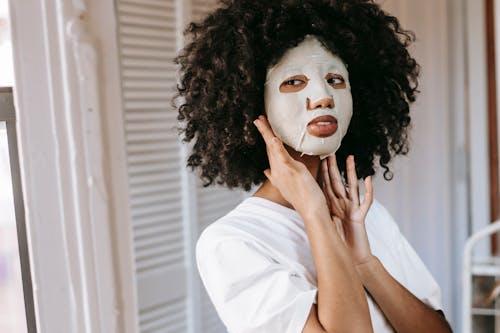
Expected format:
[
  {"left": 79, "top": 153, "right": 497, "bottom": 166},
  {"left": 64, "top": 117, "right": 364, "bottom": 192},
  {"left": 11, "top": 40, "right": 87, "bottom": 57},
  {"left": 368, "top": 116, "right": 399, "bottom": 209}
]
[
  {"left": 334, "top": 91, "right": 353, "bottom": 112},
  {"left": 267, "top": 93, "right": 307, "bottom": 117}
]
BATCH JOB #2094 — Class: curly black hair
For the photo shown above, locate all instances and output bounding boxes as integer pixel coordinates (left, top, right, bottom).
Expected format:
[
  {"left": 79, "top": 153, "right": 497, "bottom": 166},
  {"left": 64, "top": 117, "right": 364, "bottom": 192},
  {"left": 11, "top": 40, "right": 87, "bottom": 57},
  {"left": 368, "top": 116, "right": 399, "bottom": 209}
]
[{"left": 175, "top": 0, "right": 419, "bottom": 191}]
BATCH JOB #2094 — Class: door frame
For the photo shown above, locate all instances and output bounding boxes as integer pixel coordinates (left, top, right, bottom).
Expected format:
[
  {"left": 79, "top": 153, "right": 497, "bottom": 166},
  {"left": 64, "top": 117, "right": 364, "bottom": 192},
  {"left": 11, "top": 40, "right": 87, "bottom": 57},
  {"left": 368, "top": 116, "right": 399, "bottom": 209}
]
[{"left": 8, "top": 0, "right": 131, "bottom": 332}]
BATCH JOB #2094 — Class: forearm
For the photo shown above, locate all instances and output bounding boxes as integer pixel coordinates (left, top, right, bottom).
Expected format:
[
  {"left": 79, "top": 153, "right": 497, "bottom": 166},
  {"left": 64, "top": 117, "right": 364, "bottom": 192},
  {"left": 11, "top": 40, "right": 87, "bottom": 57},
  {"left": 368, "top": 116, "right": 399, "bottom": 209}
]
[
  {"left": 302, "top": 208, "right": 373, "bottom": 332},
  {"left": 356, "top": 257, "right": 452, "bottom": 333}
]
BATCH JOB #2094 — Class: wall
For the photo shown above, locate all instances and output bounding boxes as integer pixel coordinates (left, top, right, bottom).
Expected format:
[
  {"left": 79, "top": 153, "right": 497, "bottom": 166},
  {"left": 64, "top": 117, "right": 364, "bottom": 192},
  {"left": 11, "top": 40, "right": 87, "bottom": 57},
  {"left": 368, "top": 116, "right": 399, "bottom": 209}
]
[{"left": 376, "top": 0, "right": 456, "bottom": 326}]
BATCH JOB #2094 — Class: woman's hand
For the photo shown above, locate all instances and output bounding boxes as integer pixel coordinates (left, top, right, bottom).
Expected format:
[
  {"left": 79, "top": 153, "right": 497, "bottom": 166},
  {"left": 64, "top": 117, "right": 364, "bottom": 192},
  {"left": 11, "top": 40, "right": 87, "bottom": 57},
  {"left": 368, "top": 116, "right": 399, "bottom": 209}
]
[
  {"left": 253, "top": 115, "right": 328, "bottom": 218},
  {"left": 321, "top": 155, "right": 374, "bottom": 265}
]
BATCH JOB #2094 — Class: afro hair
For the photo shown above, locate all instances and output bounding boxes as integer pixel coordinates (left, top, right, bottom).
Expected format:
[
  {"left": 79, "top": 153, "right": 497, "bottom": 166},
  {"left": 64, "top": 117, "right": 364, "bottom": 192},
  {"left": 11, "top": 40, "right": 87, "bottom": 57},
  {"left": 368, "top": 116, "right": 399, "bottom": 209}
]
[{"left": 175, "top": 0, "right": 419, "bottom": 191}]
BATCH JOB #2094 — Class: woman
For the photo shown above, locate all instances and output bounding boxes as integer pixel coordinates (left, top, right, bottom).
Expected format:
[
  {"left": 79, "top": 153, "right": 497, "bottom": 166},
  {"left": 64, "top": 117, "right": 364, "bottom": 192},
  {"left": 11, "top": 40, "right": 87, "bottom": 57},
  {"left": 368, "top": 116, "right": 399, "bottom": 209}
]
[{"left": 175, "top": 0, "right": 452, "bottom": 331}]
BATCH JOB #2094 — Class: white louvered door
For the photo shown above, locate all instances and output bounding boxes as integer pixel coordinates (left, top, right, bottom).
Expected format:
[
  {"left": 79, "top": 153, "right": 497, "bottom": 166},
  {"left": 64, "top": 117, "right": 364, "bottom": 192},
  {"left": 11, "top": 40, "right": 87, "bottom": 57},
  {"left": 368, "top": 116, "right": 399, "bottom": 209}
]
[
  {"left": 189, "top": 2, "right": 248, "bottom": 332},
  {"left": 116, "top": 0, "right": 187, "bottom": 332},
  {"left": 115, "top": 0, "right": 245, "bottom": 332}
]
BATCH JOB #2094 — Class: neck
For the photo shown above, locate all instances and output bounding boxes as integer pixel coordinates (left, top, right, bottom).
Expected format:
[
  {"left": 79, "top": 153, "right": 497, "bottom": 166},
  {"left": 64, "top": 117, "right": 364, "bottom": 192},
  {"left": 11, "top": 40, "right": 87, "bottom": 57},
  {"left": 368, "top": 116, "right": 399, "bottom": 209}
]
[{"left": 253, "top": 148, "right": 322, "bottom": 209}]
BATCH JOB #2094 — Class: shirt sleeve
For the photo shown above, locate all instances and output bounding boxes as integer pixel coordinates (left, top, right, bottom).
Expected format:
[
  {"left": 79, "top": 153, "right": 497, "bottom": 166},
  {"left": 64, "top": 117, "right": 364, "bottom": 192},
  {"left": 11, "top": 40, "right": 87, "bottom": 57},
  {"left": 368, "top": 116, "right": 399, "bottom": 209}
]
[
  {"left": 368, "top": 200, "right": 443, "bottom": 312},
  {"left": 196, "top": 228, "right": 317, "bottom": 333},
  {"left": 393, "top": 231, "right": 443, "bottom": 311}
]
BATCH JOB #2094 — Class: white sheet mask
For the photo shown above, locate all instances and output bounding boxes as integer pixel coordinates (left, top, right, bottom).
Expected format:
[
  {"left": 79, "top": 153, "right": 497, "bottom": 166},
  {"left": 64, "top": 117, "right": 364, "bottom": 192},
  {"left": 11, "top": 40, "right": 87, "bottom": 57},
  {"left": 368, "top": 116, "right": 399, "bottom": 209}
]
[{"left": 264, "top": 35, "right": 353, "bottom": 158}]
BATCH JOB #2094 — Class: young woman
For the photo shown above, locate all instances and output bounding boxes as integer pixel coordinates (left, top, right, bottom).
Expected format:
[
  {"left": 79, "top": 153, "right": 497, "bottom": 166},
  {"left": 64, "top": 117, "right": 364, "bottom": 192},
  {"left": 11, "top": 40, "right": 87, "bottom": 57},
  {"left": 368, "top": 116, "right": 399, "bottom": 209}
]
[{"left": 175, "top": 0, "right": 453, "bottom": 332}]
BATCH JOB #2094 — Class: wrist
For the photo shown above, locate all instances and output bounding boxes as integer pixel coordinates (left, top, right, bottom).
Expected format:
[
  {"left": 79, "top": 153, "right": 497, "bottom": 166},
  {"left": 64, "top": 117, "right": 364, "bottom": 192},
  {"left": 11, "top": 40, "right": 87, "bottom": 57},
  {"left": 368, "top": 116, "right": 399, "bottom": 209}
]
[
  {"left": 355, "top": 255, "right": 380, "bottom": 280},
  {"left": 299, "top": 202, "right": 331, "bottom": 224}
]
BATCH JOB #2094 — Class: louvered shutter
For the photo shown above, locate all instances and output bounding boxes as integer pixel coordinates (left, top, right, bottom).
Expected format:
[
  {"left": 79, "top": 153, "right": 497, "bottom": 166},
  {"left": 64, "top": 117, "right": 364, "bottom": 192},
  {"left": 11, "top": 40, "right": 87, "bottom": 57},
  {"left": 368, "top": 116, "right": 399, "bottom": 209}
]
[
  {"left": 115, "top": 0, "right": 188, "bottom": 332},
  {"left": 189, "top": 2, "right": 248, "bottom": 333},
  {"left": 115, "top": 0, "right": 247, "bottom": 331}
]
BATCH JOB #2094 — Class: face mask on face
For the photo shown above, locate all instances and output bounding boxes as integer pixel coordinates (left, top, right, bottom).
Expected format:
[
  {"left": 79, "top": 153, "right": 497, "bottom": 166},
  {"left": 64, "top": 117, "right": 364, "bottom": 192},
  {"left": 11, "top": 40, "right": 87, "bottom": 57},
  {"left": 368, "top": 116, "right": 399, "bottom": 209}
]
[{"left": 264, "top": 35, "right": 353, "bottom": 158}]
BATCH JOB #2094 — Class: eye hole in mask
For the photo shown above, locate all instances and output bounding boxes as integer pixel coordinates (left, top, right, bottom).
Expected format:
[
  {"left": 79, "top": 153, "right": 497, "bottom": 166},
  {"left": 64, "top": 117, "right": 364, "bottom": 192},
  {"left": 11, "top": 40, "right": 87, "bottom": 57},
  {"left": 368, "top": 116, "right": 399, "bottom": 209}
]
[
  {"left": 279, "top": 73, "right": 346, "bottom": 93},
  {"left": 325, "top": 73, "right": 346, "bottom": 89},
  {"left": 279, "top": 75, "right": 309, "bottom": 93}
]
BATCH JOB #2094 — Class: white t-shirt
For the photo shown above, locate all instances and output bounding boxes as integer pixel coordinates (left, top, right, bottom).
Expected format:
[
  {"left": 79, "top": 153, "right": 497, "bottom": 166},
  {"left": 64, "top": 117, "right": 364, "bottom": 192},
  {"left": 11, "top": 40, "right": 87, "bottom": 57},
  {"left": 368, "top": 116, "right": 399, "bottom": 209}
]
[{"left": 196, "top": 196, "right": 442, "bottom": 333}]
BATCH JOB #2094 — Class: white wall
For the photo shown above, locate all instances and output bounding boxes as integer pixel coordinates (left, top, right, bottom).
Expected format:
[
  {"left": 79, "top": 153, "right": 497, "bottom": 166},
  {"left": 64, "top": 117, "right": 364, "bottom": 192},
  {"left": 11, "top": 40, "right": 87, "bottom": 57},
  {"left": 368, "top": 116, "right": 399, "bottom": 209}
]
[
  {"left": 375, "top": 1, "right": 493, "bottom": 331},
  {"left": 375, "top": 0, "right": 466, "bottom": 329}
]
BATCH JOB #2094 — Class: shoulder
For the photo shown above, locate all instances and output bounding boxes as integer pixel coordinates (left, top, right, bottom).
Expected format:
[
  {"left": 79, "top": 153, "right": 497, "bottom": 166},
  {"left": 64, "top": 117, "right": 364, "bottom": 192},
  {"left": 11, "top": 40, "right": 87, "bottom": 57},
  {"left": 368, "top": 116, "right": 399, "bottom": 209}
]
[
  {"left": 196, "top": 214, "right": 245, "bottom": 258},
  {"left": 195, "top": 213, "right": 279, "bottom": 300},
  {"left": 195, "top": 200, "right": 265, "bottom": 267},
  {"left": 196, "top": 196, "right": 290, "bottom": 255}
]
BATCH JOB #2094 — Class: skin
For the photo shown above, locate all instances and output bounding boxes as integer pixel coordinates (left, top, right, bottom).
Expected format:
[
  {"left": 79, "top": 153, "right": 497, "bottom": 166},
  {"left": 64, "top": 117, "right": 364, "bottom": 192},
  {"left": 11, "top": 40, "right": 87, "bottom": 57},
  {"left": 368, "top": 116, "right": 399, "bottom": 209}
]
[{"left": 253, "top": 116, "right": 452, "bottom": 333}]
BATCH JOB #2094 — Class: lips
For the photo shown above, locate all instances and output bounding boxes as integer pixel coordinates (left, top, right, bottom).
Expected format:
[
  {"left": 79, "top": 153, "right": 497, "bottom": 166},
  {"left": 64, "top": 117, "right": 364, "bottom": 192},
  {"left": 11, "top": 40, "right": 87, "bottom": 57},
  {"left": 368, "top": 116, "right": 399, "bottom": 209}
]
[{"left": 307, "top": 115, "right": 338, "bottom": 138}]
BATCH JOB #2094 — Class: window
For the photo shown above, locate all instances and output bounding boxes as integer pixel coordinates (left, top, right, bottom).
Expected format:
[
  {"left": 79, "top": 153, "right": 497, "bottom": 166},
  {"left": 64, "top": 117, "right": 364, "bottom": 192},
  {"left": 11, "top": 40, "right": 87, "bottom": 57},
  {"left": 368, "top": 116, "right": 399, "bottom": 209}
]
[
  {"left": 0, "top": 2, "right": 33, "bottom": 332},
  {"left": 0, "top": 89, "right": 33, "bottom": 333},
  {"left": 0, "top": 118, "right": 27, "bottom": 333}
]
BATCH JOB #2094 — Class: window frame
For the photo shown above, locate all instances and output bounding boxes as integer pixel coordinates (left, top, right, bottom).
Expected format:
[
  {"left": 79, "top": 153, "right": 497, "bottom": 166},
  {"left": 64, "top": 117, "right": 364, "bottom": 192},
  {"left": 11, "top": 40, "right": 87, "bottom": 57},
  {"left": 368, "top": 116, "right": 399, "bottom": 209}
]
[{"left": 0, "top": 87, "right": 36, "bottom": 333}]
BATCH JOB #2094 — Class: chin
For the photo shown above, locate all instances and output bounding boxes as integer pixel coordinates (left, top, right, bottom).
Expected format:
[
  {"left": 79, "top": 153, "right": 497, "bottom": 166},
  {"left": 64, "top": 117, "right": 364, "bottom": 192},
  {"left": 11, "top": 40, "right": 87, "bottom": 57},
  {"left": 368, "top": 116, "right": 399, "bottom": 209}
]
[
  {"left": 295, "top": 136, "right": 340, "bottom": 157},
  {"left": 294, "top": 149, "right": 337, "bottom": 158}
]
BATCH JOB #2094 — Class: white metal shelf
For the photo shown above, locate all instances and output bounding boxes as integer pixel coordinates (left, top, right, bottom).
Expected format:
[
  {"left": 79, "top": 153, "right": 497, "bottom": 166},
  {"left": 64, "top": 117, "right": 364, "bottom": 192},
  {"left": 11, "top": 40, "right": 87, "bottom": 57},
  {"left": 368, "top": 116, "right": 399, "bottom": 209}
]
[
  {"left": 471, "top": 308, "right": 500, "bottom": 316},
  {"left": 471, "top": 257, "right": 500, "bottom": 276},
  {"left": 463, "top": 220, "right": 500, "bottom": 332}
]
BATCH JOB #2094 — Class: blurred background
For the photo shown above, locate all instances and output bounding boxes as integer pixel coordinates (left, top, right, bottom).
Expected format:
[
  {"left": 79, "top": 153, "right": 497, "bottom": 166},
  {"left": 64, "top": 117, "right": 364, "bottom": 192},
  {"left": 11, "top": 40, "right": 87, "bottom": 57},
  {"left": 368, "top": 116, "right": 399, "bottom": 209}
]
[{"left": 2, "top": 0, "right": 500, "bottom": 332}]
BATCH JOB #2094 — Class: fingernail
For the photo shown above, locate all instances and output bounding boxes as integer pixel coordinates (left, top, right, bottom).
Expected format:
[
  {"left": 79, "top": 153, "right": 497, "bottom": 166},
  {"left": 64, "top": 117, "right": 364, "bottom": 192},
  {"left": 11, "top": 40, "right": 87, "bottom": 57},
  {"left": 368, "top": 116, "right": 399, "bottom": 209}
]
[{"left": 253, "top": 119, "right": 259, "bottom": 126}]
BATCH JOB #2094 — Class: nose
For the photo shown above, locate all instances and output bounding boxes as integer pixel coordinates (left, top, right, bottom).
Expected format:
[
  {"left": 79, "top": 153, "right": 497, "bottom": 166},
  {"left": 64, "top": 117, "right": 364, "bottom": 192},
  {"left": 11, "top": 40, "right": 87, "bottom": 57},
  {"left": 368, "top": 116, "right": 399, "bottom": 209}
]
[{"left": 307, "top": 97, "right": 335, "bottom": 111}]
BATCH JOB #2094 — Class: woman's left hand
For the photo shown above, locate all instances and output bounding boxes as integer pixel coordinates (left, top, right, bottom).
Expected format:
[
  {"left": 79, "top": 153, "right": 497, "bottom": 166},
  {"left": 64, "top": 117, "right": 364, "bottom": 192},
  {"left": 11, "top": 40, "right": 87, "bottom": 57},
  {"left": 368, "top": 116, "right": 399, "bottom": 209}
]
[
  {"left": 321, "top": 155, "right": 374, "bottom": 266},
  {"left": 253, "top": 115, "right": 329, "bottom": 219}
]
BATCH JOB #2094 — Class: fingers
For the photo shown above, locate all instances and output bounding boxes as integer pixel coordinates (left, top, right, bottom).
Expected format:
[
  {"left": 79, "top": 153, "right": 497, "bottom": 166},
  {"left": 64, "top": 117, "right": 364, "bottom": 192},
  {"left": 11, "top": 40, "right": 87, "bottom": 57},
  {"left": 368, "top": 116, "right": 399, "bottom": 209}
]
[
  {"left": 254, "top": 116, "right": 290, "bottom": 163},
  {"left": 346, "top": 155, "right": 359, "bottom": 204},
  {"left": 321, "top": 159, "right": 335, "bottom": 200},
  {"left": 325, "top": 155, "right": 361, "bottom": 206},
  {"left": 327, "top": 155, "right": 347, "bottom": 199},
  {"left": 263, "top": 169, "right": 272, "bottom": 182},
  {"left": 253, "top": 115, "right": 276, "bottom": 146},
  {"left": 361, "top": 176, "right": 374, "bottom": 212},
  {"left": 322, "top": 159, "right": 343, "bottom": 216}
]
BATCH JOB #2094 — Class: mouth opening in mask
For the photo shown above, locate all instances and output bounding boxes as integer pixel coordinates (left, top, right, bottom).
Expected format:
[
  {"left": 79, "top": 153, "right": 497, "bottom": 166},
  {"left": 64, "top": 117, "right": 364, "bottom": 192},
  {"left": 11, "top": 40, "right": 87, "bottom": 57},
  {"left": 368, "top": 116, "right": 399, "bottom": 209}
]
[{"left": 307, "top": 115, "right": 338, "bottom": 137}]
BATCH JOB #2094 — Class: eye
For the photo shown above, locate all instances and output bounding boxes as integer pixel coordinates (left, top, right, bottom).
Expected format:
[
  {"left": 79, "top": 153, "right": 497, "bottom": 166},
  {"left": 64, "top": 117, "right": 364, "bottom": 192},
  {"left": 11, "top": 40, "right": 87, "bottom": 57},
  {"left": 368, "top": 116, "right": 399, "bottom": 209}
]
[
  {"left": 285, "top": 79, "right": 303, "bottom": 86},
  {"left": 279, "top": 75, "right": 309, "bottom": 93},
  {"left": 326, "top": 73, "right": 346, "bottom": 88}
]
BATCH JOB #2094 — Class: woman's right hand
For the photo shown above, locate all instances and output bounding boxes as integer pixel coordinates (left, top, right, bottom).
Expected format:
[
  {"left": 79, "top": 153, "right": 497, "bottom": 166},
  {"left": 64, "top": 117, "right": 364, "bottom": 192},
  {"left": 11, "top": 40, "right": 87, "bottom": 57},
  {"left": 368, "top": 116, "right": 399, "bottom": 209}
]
[
  {"left": 253, "top": 115, "right": 328, "bottom": 218},
  {"left": 321, "top": 155, "right": 374, "bottom": 265},
  {"left": 254, "top": 116, "right": 375, "bottom": 333}
]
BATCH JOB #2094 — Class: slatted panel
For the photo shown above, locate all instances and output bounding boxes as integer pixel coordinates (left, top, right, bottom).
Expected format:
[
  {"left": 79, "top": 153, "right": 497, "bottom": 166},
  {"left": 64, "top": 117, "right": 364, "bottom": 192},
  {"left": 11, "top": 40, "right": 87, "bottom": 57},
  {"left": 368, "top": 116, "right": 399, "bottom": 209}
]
[
  {"left": 197, "top": 187, "right": 245, "bottom": 230},
  {"left": 188, "top": 2, "right": 247, "bottom": 332},
  {"left": 138, "top": 297, "right": 187, "bottom": 333},
  {"left": 116, "top": 0, "right": 187, "bottom": 332}
]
